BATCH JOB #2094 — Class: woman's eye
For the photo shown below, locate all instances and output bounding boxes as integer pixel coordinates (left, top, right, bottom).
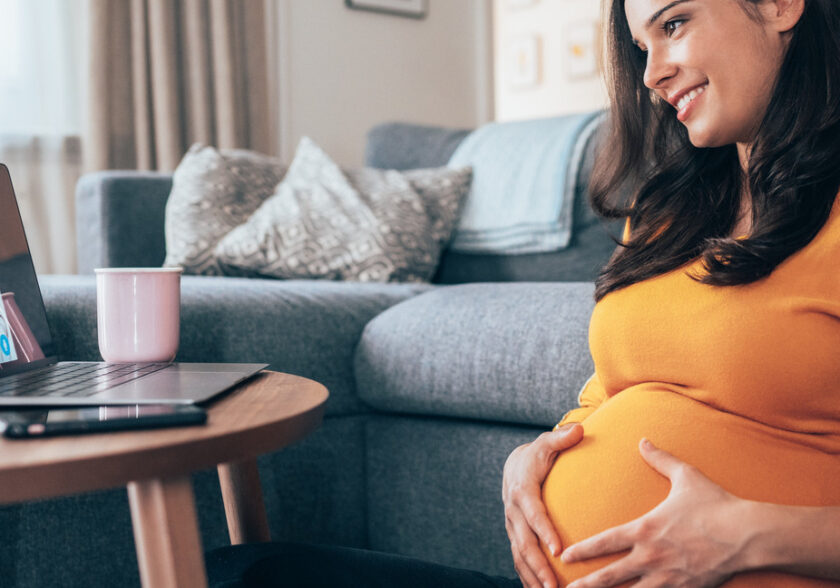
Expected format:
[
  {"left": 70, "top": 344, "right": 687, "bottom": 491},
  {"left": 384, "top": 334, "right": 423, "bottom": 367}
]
[{"left": 662, "top": 19, "right": 685, "bottom": 37}]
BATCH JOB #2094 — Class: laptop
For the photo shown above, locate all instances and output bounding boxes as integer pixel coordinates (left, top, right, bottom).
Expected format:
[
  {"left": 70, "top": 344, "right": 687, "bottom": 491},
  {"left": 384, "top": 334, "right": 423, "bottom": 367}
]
[{"left": 0, "top": 164, "right": 267, "bottom": 406}]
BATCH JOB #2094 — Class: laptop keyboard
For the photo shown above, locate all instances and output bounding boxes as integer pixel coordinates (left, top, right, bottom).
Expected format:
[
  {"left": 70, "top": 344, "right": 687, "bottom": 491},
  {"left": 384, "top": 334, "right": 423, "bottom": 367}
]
[{"left": 0, "top": 363, "right": 169, "bottom": 398}]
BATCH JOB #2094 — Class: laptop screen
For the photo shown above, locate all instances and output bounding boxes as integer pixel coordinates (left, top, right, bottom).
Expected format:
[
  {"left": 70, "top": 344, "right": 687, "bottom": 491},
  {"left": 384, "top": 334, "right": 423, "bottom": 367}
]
[{"left": 0, "top": 165, "right": 57, "bottom": 375}]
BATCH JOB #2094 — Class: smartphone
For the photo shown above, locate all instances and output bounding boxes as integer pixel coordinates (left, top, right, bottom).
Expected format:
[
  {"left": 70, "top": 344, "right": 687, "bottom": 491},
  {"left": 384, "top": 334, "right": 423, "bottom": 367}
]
[{"left": 0, "top": 404, "right": 207, "bottom": 438}]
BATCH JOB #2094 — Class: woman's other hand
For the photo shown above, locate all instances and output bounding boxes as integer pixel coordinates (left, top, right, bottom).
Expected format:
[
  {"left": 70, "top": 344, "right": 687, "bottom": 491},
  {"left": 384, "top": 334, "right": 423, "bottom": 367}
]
[
  {"left": 561, "top": 438, "right": 749, "bottom": 588},
  {"left": 503, "top": 423, "right": 584, "bottom": 588}
]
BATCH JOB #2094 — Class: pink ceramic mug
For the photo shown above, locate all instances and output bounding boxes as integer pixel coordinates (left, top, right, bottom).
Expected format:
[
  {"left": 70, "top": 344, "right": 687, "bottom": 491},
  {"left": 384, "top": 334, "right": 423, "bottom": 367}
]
[{"left": 95, "top": 268, "right": 183, "bottom": 363}]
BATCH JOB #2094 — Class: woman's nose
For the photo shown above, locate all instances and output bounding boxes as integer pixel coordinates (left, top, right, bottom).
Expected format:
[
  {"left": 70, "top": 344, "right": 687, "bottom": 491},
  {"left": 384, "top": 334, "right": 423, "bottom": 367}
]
[{"left": 643, "top": 49, "right": 677, "bottom": 90}]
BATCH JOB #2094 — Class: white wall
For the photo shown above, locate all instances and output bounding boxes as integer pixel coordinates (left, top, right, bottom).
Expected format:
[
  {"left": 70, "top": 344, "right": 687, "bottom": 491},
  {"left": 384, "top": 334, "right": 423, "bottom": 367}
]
[
  {"left": 273, "top": 0, "right": 494, "bottom": 167},
  {"left": 493, "top": 0, "right": 608, "bottom": 122}
]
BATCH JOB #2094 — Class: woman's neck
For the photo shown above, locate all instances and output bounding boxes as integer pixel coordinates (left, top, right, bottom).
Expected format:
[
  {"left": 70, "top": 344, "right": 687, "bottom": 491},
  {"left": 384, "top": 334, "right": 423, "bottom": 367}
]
[
  {"left": 737, "top": 143, "right": 751, "bottom": 172},
  {"left": 734, "top": 142, "right": 753, "bottom": 238}
]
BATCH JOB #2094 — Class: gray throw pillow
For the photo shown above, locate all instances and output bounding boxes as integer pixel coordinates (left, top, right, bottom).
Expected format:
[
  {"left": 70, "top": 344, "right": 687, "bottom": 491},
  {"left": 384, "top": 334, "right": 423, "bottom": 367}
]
[
  {"left": 163, "top": 144, "right": 287, "bottom": 275},
  {"left": 214, "top": 137, "right": 472, "bottom": 282}
]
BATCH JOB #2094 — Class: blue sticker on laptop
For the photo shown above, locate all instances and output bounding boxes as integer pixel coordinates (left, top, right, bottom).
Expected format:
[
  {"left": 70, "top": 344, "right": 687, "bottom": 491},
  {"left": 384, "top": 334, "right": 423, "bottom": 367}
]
[{"left": 0, "top": 291, "right": 18, "bottom": 364}]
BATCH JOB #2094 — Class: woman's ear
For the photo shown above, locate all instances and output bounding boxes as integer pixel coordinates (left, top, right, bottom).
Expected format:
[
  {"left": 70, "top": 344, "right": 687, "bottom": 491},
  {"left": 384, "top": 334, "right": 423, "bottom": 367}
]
[{"left": 760, "top": 0, "right": 805, "bottom": 33}]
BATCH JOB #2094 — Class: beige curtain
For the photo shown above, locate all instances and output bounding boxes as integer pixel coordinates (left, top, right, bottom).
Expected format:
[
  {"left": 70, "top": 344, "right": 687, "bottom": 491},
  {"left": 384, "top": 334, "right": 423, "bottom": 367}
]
[
  {"left": 0, "top": 137, "right": 83, "bottom": 274},
  {"left": 85, "top": 0, "right": 272, "bottom": 172}
]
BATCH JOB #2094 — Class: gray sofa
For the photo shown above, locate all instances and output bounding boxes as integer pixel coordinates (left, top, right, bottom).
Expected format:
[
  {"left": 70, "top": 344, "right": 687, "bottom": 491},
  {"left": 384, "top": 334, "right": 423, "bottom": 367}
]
[{"left": 6, "top": 121, "right": 619, "bottom": 587}]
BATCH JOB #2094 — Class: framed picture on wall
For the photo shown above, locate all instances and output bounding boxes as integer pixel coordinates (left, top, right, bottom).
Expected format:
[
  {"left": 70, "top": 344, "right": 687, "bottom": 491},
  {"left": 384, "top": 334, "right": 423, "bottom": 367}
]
[
  {"left": 345, "top": 0, "right": 427, "bottom": 19},
  {"left": 508, "top": 35, "right": 541, "bottom": 88},
  {"left": 344, "top": 0, "right": 428, "bottom": 18},
  {"left": 507, "top": 0, "right": 538, "bottom": 9}
]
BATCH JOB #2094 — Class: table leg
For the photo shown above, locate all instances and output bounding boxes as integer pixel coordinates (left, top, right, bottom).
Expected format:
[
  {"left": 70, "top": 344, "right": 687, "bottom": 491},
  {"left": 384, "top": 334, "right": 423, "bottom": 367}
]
[
  {"left": 127, "top": 475, "right": 208, "bottom": 588},
  {"left": 217, "top": 458, "right": 271, "bottom": 544}
]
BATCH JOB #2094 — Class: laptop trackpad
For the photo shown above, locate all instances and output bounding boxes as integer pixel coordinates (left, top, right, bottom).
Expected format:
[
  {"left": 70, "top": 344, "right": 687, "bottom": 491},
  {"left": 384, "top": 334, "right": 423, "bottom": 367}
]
[{"left": 96, "top": 369, "right": 253, "bottom": 403}]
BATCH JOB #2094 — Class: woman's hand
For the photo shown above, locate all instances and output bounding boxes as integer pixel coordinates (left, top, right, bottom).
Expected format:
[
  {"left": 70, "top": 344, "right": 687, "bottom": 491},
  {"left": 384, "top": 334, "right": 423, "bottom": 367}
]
[
  {"left": 561, "top": 439, "right": 749, "bottom": 588},
  {"left": 503, "top": 423, "right": 584, "bottom": 588}
]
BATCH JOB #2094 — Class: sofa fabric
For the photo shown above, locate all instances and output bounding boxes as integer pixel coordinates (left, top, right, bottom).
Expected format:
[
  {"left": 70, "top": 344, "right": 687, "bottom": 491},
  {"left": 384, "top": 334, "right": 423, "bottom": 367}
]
[
  {"left": 75, "top": 172, "right": 172, "bottom": 273},
  {"left": 366, "top": 417, "right": 539, "bottom": 577},
  {"left": 355, "top": 283, "right": 595, "bottom": 427},
  {"left": 364, "top": 122, "right": 471, "bottom": 172}
]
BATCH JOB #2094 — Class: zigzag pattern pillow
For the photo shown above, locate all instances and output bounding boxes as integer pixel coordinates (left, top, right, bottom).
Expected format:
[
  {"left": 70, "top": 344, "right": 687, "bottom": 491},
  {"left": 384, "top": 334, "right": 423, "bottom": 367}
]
[
  {"left": 214, "top": 137, "right": 472, "bottom": 282},
  {"left": 163, "top": 144, "right": 287, "bottom": 275}
]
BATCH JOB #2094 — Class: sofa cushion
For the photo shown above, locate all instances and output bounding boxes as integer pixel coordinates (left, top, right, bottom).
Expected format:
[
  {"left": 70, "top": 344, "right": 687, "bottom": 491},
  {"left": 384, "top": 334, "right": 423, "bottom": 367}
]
[
  {"left": 40, "top": 275, "right": 431, "bottom": 417},
  {"left": 354, "top": 283, "right": 596, "bottom": 427},
  {"left": 163, "top": 144, "right": 287, "bottom": 276},
  {"left": 215, "top": 137, "right": 472, "bottom": 283}
]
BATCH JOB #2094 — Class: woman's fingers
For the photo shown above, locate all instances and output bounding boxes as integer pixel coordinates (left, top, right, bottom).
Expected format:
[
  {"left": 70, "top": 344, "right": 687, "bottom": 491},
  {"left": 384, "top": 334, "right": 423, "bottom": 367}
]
[
  {"left": 508, "top": 518, "right": 545, "bottom": 588},
  {"left": 638, "top": 438, "right": 692, "bottom": 480},
  {"left": 543, "top": 424, "right": 584, "bottom": 456},
  {"left": 508, "top": 508, "right": 559, "bottom": 588},
  {"left": 503, "top": 425, "right": 585, "bottom": 588},
  {"left": 561, "top": 520, "right": 634, "bottom": 563},
  {"left": 518, "top": 488, "right": 563, "bottom": 556},
  {"left": 565, "top": 554, "right": 641, "bottom": 588}
]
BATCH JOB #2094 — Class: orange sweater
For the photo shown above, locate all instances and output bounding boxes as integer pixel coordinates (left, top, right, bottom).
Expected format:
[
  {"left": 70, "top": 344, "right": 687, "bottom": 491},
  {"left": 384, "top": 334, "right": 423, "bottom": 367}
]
[{"left": 542, "top": 198, "right": 840, "bottom": 587}]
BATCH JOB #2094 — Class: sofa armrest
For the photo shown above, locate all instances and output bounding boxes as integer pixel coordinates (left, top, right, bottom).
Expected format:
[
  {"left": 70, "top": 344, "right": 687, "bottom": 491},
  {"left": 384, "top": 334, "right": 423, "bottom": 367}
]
[{"left": 75, "top": 171, "right": 173, "bottom": 274}]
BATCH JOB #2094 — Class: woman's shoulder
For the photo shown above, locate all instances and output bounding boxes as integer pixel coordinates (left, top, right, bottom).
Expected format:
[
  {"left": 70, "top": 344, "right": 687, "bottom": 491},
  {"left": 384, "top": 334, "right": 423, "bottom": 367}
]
[
  {"left": 812, "top": 190, "right": 840, "bottom": 246},
  {"left": 782, "top": 191, "right": 840, "bottom": 275}
]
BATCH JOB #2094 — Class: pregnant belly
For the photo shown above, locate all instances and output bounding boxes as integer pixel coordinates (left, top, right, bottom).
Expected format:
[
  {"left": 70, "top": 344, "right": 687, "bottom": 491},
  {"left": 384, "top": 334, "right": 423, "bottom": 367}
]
[{"left": 542, "top": 386, "right": 840, "bottom": 587}]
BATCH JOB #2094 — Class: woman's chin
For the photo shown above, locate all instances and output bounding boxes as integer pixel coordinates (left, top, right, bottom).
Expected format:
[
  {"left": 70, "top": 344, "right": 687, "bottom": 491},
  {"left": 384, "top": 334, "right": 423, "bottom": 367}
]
[
  {"left": 684, "top": 123, "right": 732, "bottom": 149},
  {"left": 685, "top": 128, "right": 718, "bottom": 148}
]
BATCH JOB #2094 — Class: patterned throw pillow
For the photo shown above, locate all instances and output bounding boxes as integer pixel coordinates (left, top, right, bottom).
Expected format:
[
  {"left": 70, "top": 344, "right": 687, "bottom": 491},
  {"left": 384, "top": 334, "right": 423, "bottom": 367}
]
[
  {"left": 163, "top": 144, "right": 287, "bottom": 275},
  {"left": 214, "top": 137, "right": 472, "bottom": 282}
]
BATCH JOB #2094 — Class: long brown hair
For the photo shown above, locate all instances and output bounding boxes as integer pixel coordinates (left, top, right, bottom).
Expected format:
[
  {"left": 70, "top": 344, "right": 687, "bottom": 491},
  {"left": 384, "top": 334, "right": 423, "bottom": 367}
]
[{"left": 590, "top": 0, "right": 840, "bottom": 301}]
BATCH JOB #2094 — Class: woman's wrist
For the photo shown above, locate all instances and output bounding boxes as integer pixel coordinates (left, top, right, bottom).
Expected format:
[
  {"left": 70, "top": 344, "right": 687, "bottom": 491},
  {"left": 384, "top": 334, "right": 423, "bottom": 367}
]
[
  {"left": 715, "top": 497, "right": 806, "bottom": 576},
  {"left": 728, "top": 499, "right": 840, "bottom": 581},
  {"left": 734, "top": 499, "right": 822, "bottom": 574},
  {"left": 728, "top": 498, "right": 783, "bottom": 574}
]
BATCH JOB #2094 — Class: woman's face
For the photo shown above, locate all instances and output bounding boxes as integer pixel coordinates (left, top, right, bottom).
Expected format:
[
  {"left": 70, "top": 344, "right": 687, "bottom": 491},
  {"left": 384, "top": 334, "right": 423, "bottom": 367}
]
[{"left": 624, "top": 0, "right": 791, "bottom": 148}]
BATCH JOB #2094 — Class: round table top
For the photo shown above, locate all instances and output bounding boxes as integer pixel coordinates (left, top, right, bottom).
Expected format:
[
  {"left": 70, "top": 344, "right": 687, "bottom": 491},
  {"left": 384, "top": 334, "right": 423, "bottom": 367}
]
[{"left": 0, "top": 371, "right": 328, "bottom": 503}]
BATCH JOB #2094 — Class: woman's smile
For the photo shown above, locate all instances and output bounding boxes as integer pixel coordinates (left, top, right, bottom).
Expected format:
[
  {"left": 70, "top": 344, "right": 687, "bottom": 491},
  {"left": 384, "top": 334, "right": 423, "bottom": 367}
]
[{"left": 672, "top": 82, "right": 708, "bottom": 122}]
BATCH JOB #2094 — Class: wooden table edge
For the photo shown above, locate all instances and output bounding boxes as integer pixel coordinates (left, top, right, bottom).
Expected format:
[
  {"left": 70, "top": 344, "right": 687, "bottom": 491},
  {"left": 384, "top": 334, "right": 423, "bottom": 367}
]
[{"left": 0, "top": 372, "right": 329, "bottom": 504}]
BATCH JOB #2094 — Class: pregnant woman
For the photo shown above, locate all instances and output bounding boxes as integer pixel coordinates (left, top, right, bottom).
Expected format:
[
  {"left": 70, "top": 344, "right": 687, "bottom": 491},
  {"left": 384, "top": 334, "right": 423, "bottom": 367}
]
[
  {"left": 211, "top": 0, "right": 840, "bottom": 586},
  {"left": 505, "top": 0, "right": 840, "bottom": 586}
]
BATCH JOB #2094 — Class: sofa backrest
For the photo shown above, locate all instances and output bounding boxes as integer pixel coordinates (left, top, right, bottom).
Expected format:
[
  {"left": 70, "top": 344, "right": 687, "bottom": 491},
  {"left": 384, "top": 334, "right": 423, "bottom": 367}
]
[
  {"left": 76, "top": 119, "right": 622, "bottom": 280},
  {"left": 364, "top": 120, "right": 622, "bottom": 284},
  {"left": 76, "top": 171, "right": 173, "bottom": 273}
]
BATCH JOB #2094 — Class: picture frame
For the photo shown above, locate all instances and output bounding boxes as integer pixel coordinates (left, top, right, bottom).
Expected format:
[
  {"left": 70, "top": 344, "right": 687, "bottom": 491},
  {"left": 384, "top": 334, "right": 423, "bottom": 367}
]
[
  {"left": 345, "top": 0, "right": 428, "bottom": 19},
  {"left": 506, "top": 0, "right": 538, "bottom": 9},
  {"left": 508, "top": 35, "right": 541, "bottom": 89},
  {"left": 565, "top": 22, "right": 599, "bottom": 80}
]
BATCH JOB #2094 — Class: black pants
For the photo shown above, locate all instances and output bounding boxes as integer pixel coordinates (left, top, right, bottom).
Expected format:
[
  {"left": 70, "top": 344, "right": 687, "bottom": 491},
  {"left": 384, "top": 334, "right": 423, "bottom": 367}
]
[{"left": 206, "top": 542, "right": 523, "bottom": 588}]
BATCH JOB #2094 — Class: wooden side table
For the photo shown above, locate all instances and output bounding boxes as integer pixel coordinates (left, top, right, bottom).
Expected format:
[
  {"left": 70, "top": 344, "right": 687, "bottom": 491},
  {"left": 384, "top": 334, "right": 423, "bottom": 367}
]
[{"left": 0, "top": 371, "right": 328, "bottom": 588}]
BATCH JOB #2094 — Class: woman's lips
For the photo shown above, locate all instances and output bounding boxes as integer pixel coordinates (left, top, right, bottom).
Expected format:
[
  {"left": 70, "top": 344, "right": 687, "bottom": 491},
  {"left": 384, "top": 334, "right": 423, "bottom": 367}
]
[{"left": 677, "top": 84, "right": 707, "bottom": 122}]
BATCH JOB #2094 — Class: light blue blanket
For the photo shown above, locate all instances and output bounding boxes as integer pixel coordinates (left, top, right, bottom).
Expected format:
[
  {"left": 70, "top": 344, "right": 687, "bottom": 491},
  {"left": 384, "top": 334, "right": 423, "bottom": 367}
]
[{"left": 447, "top": 110, "right": 603, "bottom": 255}]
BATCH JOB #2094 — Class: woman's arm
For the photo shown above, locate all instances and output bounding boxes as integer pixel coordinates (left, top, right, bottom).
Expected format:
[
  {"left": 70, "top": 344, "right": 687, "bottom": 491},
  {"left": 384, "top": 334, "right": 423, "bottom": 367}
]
[
  {"left": 740, "top": 500, "right": 840, "bottom": 581},
  {"left": 560, "top": 439, "right": 840, "bottom": 588}
]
